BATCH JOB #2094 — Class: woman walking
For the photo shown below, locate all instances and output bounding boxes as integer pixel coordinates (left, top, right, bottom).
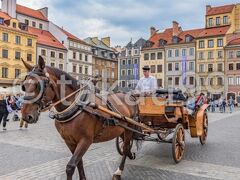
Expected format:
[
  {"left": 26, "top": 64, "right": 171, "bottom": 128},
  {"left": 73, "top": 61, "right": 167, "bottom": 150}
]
[{"left": 0, "top": 94, "right": 10, "bottom": 131}]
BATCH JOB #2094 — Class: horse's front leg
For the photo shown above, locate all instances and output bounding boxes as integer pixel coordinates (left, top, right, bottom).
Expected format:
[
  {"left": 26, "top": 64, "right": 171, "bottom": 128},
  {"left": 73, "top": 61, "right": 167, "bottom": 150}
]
[
  {"left": 112, "top": 130, "right": 133, "bottom": 180},
  {"left": 66, "top": 138, "right": 91, "bottom": 180}
]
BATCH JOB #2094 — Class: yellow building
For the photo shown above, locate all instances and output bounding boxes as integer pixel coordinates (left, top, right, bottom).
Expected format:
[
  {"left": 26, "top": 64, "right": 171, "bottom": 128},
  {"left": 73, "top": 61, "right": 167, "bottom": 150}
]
[
  {"left": 0, "top": 12, "right": 37, "bottom": 88},
  {"left": 196, "top": 4, "right": 240, "bottom": 99}
]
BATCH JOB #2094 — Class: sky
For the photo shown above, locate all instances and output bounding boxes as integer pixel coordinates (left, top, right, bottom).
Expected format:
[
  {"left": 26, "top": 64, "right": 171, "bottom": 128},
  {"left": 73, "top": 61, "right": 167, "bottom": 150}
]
[{"left": 11, "top": 0, "right": 240, "bottom": 46}]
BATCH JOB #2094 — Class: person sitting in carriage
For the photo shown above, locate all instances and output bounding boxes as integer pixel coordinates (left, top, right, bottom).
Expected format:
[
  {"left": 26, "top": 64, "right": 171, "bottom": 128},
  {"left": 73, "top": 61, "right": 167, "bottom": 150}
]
[
  {"left": 135, "top": 66, "right": 158, "bottom": 96},
  {"left": 186, "top": 93, "right": 207, "bottom": 115}
]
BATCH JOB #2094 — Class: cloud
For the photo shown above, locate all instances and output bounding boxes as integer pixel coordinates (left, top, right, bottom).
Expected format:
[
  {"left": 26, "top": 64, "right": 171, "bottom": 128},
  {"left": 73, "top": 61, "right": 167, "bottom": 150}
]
[{"left": 8, "top": 0, "right": 240, "bottom": 46}]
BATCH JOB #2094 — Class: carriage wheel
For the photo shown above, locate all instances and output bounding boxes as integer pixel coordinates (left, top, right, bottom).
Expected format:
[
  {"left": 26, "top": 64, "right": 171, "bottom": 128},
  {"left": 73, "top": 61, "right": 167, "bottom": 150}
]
[
  {"left": 172, "top": 124, "right": 185, "bottom": 163},
  {"left": 199, "top": 113, "right": 208, "bottom": 145},
  {"left": 116, "top": 136, "right": 133, "bottom": 156}
]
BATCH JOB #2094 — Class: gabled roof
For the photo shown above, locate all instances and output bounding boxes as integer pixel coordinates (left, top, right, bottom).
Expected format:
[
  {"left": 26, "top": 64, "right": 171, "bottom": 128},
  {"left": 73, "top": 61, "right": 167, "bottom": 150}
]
[
  {"left": 227, "top": 38, "right": 240, "bottom": 46},
  {"left": 84, "top": 37, "right": 113, "bottom": 51},
  {"left": 16, "top": 4, "right": 48, "bottom": 21},
  {"left": 206, "top": 4, "right": 235, "bottom": 16},
  {"left": 197, "top": 26, "right": 230, "bottom": 38},
  {"left": 176, "top": 28, "right": 204, "bottom": 43},
  {"left": 28, "top": 27, "right": 66, "bottom": 50},
  {"left": 60, "top": 28, "right": 89, "bottom": 45}
]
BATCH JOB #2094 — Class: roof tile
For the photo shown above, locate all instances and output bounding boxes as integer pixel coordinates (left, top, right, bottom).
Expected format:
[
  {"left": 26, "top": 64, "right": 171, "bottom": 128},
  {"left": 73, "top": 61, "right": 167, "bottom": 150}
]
[
  {"left": 206, "top": 4, "right": 235, "bottom": 16},
  {"left": 197, "top": 26, "right": 230, "bottom": 38}
]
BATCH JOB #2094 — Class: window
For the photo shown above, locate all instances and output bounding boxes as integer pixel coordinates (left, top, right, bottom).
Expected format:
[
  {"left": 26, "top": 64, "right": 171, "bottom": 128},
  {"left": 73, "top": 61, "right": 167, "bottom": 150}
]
[
  {"left": 185, "top": 36, "right": 191, "bottom": 42},
  {"left": 144, "top": 53, "right": 149, "bottom": 60},
  {"left": 216, "top": 17, "right": 220, "bottom": 25},
  {"left": 168, "top": 63, "right": 172, "bottom": 71},
  {"left": 122, "top": 59, "right": 126, "bottom": 65},
  {"left": 218, "top": 51, "right": 223, "bottom": 58},
  {"left": 236, "top": 51, "right": 240, "bottom": 58},
  {"left": 50, "top": 63, "right": 55, "bottom": 67},
  {"left": 150, "top": 65, "right": 155, "bottom": 73},
  {"left": 228, "top": 77, "right": 234, "bottom": 85},
  {"left": 236, "top": 77, "right": 240, "bottom": 85},
  {"left": 157, "top": 65, "right": 162, "bottom": 73},
  {"left": 209, "top": 78, "right": 214, "bottom": 86},
  {"left": 134, "top": 49, "right": 138, "bottom": 55},
  {"left": 189, "top": 62, "right": 194, "bottom": 71},
  {"left": 218, "top": 64, "right": 223, "bottom": 71},
  {"left": 175, "top": 49, "right": 179, "bottom": 57},
  {"left": 217, "top": 39, "right": 223, "bottom": 47},
  {"left": 15, "top": 51, "right": 21, "bottom": 60},
  {"left": 200, "top": 78, "right": 205, "bottom": 86},
  {"left": 50, "top": 51, "right": 55, "bottom": 58},
  {"left": 189, "top": 77, "right": 194, "bottom": 85},
  {"left": 73, "top": 52, "right": 76, "bottom": 59},
  {"left": 229, "top": 63, "right": 234, "bottom": 70},
  {"left": 85, "top": 55, "right": 88, "bottom": 61},
  {"left": 13, "top": 22, "right": 16, "bottom": 28},
  {"left": 39, "top": 23, "right": 43, "bottom": 29},
  {"left": 15, "top": 36, "right": 21, "bottom": 44},
  {"left": 229, "top": 51, "right": 234, "bottom": 58},
  {"left": 237, "top": 63, "right": 240, "bottom": 70},
  {"left": 79, "top": 66, "right": 82, "bottom": 74},
  {"left": 85, "top": 67, "right": 88, "bottom": 74},
  {"left": 218, "top": 77, "right": 223, "bottom": 86},
  {"left": 15, "top": 69, "right": 20, "bottom": 78},
  {"left": 199, "top": 64, "right": 204, "bottom": 72},
  {"left": 59, "top": 53, "right": 63, "bottom": 59},
  {"left": 121, "top": 70, "right": 126, "bottom": 76},
  {"left": 168, "top": 77, "right": 173, "bottom": 85},
  {"left": 157, "top": 52, "right": 163, "bottom": 59},
  {"left": 128, "top": 59, "right": 131, "bottom": 64},
  {"left": 59, "top": 64, "right": 63, "bottom": 70},
  {"left": 2, "top": 67, "right": 8, "bottom": 78},
  {"left": 32, "top": 21, "right": 36, "bottom": 27},
  {"left": 25, "top": 19, "right": 29, "bottom": 25},
  {"left": 128, "top": 69, "right": 132, "bottom": 75},
  {"left": 208, "top": 51, "right": 214, "bottom": 59},
  {"left": 172, "top": 36, "right": 179, "bottom": 44},
  {"left": 41, "top": 49, "right": 46, "bottom": 56},
  {"left": 223, "top": 16, "right": 228, "bottom": 24},
  {"left": 2, "top": 33, "right": 8, "bottom": 42},
  {"left": 189, "top": 48, "right": 194, "bottom": 56},
  {"left": 198, "top": 52, "right": 204, "bottom": 59},
  {"left": 72, "top": 65, "right": 76, "bottom": 73},
  {"left": 157, "top": 79, "right": 162, "bottom": 87},
  {"left": 134, "top": 59, "right": 138, "bottom": 64},
  {"left": 208, "top": 40, "right": 214, "bottom": 48},
  {"left": 182, "top": 49, "right": 186, "bottom": 56},
  {"left": 2, "top": 49, "right": 8, "bottom": 58},
  {"left": 150, "top": 53, "right": 156, "bottom": 60},
  {"left": 27, "top": 38, "right": 32, "bottom": 46},
  {"left": 199, "top": 40, "right": 205, "bottom": 48},
  {"left": 208, "top": 64, "right": 213, "bottom": 72},
  {"left": 175, "top": 63, "right": 179, "bottom": 71},
  {"left": 208, "top": 18, "right": 213, "bottom": 26},
  {"left": 79, "top": 53, "right": 82, "bottom": 60},
  {"left": 168, "top": 50, "right": 172, "bottom": 57},
  {"left": 175, "top": 77, "right": 179, "bottom": 85},
  {"left": 27, "top": 54, "right": 32, "bottom": 61},
  {"left": 128, "top": 50, "right": 131, "bottom": 56},
  {"left": 0, "top": 18, "right": 3, "bottom": 24},
  {"left": 122, "top": 81, "right": 126, "bottom": 88}
]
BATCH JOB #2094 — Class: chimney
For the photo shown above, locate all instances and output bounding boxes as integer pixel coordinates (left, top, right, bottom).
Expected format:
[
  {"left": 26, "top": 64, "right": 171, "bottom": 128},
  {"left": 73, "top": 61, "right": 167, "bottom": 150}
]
[
  {"left": 38, "top": 7, "right": 48, "bottom": 18},
  {"left": 172, "top": 21, "right": 181, "bottom": 36},
  {"left": 150, "top": 26, "right": 156, "bottom": 36},
  {"left": 101, "top": 37, "right": 110, "bottom": 47},
  {"left": 1, "top": 0, "right": 16, "bottom": 18},
  {"left": 206, "top": 5, "right": 211, "bottom": 13}
]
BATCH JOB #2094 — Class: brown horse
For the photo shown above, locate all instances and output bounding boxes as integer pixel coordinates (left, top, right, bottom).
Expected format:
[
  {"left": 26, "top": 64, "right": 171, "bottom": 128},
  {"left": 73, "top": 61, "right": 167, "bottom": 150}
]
[{"left": 21, "top": 56, "right": 136, "bottom": 180}]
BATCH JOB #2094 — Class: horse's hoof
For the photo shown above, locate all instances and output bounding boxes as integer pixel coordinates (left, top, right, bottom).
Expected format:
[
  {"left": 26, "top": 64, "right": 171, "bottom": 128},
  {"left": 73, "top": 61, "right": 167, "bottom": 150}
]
[{"left": 112, "top": 174, "right": 121, "bottom": 180}]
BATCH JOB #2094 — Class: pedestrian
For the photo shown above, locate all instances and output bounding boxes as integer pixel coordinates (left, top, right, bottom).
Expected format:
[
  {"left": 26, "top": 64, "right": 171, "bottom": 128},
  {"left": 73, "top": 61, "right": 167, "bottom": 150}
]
[
  {"left": 229, "top": 96, "right": 234, "bottom": 113},
  {"left": 0, "top": 94, "right": 10, "bottom": 131},
  {"left": 219, "top": 98, "right": 223, "bottom": 113},
  {"left": 222, "top": 99, "right": 226, "bottom": 113}
]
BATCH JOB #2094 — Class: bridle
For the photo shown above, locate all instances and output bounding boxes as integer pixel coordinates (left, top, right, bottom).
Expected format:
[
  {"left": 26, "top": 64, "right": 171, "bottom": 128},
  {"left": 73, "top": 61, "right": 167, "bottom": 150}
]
[{"left": 22, "top": 67, "right": 52, "bottom": 110}]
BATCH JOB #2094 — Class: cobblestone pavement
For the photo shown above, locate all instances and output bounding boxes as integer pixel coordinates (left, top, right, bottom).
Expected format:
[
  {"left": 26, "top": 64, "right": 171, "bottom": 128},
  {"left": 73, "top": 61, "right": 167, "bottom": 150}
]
[{"left": 0, "top": 108, "right": 240, "bottom": 180}]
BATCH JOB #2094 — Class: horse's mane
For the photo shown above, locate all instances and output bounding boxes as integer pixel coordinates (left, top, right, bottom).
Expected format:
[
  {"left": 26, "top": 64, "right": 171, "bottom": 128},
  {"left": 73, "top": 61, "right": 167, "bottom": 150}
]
[{"left": 46, "top": 66, "right": 80, "bottom": 90}]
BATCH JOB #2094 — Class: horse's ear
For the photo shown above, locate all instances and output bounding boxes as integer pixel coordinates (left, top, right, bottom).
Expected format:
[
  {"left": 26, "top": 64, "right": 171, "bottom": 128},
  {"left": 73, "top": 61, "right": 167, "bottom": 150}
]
[
  {"left": 21, "top": 58, "right": 33, "bottom": 72},
  {"left": 38, "top": 56, "right": 45, "bottom": 70}
]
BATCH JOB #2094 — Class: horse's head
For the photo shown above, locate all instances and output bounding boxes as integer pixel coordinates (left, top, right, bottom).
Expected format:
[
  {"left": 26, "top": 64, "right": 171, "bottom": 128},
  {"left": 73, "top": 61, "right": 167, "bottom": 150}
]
[{"left": 21, "top": 56, "right": 56, "bottom": 123}]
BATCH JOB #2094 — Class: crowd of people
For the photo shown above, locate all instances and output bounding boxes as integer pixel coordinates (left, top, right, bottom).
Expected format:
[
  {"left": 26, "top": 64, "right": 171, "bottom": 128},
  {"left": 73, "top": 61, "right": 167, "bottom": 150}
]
[
  {"left": 208, "top": 96, "right": 236, "bottom": 113},
  {"left": 0, "top": 93, "right": 28, "bottom": 131}
]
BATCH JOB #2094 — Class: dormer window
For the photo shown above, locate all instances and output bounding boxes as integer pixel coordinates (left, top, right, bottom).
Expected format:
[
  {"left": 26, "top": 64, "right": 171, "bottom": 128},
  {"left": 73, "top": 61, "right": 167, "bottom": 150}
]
[
  {"left": 172, "top": 36, "right": 179, "bottom": 44},
  {"left": 185, "top": 35, "right": 192, "bottom": 43},
  {"left": 13, "top": 22, "right": 17, "bottom": 28},
  {"left": 0, "top": 18, "right": 4, "bottom": 25},
  {"left": 223, "top": 16, "right": 228, "bottom": 24},
  {"left": 144, "top": 40, "right": 154, "bottom": 48},
  {"left": 159, "top": 39, "right": 166, "bottom": 46}
]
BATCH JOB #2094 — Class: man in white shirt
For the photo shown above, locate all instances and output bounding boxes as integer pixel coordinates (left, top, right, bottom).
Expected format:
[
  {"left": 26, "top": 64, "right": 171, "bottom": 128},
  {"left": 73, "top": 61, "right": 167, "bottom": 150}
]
[{"left": 135, "top": 66, "right": 158, "bottom": 95}]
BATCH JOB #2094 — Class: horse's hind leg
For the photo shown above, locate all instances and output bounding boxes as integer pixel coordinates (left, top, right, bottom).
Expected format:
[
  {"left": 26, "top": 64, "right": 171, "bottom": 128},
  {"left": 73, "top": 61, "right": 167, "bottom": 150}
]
[
  {"left": 77, "top": 159, "right": 86, "bottom": 180},
  {"left": 112, "top": 130, "right": 133, "bottom": 180},
  {"left": 66, "top": 138, "right": 91, "bottom": 180}
]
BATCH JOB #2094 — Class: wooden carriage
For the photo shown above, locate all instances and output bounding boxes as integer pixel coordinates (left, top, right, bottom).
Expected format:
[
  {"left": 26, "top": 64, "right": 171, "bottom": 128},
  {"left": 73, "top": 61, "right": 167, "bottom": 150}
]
[{"left": 116, "top": 92, "right": 208, "bottom": 163}]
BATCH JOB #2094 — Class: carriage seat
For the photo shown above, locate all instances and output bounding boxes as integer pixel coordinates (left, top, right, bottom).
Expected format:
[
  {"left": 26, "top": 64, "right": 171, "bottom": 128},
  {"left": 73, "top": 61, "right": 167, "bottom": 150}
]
[{"left": 155, "top": 89, "right": 187, "bottom": 101}]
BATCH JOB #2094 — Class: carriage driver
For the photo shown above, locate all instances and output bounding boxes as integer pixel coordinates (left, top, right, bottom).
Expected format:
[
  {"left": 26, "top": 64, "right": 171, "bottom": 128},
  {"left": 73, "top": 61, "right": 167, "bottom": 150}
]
[{"left": 135, "top": 66, "right": 158, "bottom": 96}]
